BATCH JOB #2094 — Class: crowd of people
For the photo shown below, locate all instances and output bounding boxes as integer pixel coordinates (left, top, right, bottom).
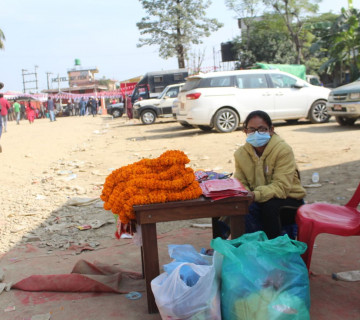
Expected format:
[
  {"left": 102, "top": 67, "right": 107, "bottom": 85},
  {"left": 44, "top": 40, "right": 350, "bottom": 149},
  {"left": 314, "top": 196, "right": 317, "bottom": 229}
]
[{"left": 0, "top": 93, "right": 120, "bottom": 153}]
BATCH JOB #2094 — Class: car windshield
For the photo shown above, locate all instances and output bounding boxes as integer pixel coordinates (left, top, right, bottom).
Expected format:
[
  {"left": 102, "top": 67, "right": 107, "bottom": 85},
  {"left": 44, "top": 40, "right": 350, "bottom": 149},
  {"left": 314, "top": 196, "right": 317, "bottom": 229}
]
[
  {"left": 182, "top": 78, "right": 202, "bottom": 92},
  {"left": 157, "top": 87, "right": 170, "bottom": 99}
]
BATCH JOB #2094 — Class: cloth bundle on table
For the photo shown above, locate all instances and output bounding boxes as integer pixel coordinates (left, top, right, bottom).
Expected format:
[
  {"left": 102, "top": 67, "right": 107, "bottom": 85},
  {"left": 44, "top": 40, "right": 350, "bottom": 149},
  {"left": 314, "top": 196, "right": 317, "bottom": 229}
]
[{"left": 200, "top": 178, "right": 248, "bottom": 200}]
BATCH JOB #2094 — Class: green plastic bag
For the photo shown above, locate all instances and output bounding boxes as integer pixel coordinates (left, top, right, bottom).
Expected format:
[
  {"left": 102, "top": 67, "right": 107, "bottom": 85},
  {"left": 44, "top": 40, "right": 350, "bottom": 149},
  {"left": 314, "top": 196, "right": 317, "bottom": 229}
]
[{"left": 211, "top": 231, "right": 310, "bottom": 320}]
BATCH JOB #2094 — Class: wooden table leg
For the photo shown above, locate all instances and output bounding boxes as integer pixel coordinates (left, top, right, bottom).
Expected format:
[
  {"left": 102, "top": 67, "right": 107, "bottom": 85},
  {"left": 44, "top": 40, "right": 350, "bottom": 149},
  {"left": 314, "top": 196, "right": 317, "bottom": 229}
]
[
  {"left": 140, "top": 246, "right": 145, "bottom": 279},
  {"left": 141, "top": 223, "right": 160, "bottom": 314},
  {"left": 230, "top": 215, "right": 245, "bottom": 239},
  {"left": 212, "top": 217, "right": 219, "bottom": 238}
]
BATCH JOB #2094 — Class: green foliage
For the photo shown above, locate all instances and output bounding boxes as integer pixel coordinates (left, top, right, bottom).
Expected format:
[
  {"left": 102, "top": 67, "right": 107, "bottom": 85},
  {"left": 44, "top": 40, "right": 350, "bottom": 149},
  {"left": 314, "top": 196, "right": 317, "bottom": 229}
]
[
  {"left": 97, "top": 79, "right": 113, "bottom": 89},
  {"left": 136, "top": 0, "right": 223, "bottom": 68},
  {"left": 262, "top": 0, "right": 320, "bottom": 63},
  {"left": 233, "top": 14, "right": 295, "bottom": 68},
  {"left": 0, "top": 28, "right": 5, "bottom": 50},
  {"left": 314, "top": 8, "right": 360, "bottom": 81}
]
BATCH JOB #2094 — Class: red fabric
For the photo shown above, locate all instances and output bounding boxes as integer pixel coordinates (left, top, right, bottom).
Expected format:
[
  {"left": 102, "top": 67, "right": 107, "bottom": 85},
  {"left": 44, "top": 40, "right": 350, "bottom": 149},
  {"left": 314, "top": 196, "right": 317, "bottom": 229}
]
[
  {"left": 126, "top": 96, "right": 133, "bottom": 119},
  {"left": 26, "top": 103, "right": 35, "bottom": 122},
  {"left": 13, "top": 260, "right": 144, "bottom": 294},
  {"left": 200, "top": 178, "right": 249, "bottom": 200},
  {"left": 0, "top": 97, "right": 10, "bottom": 116}
]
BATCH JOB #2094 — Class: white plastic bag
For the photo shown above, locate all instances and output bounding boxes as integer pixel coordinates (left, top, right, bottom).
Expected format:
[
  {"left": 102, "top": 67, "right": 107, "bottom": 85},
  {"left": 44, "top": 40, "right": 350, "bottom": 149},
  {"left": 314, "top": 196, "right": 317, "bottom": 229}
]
[{"left": 151, "top": 262, "right": 221, "bottom": 320}]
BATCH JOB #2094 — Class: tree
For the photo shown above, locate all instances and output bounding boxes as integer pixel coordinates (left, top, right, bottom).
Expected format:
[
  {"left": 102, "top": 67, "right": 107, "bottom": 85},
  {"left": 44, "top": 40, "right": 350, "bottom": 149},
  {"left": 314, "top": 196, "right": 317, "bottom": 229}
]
[
  {"left": 136, "top": 0, "right": 223, "bottom": 68},
  {"left": 187, "top": 47, "right": 206, "bottom": 74},
  {"left": 232, "top": 13, "right": 295, "bottom": 68},
  {"left": 0, "top": 28, "right": 5, "bottom": 50},
  {"left": 303, "top": 13, "right": 337, "bottom": 81},
  {"left": 263, "top": 0, "right": 320, "bottom": 64},
  {"left": 225, "top": 0, "right": 263, "bottom": 51},
  {"left": 327, "top": 8, "right": 360, "bottom": 81},
  {"left": 311, "top": 8, "right": 360, "bottom": 84}
]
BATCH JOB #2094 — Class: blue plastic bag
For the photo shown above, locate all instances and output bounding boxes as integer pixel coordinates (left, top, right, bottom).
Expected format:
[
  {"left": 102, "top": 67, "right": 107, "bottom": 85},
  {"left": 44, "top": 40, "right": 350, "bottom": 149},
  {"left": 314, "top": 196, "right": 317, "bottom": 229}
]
[
  {"left": 164, "top": 244, "right": 211, "bottom": 287},
  {"left": 211, "top": 231, "right": 310, "bottom": 320},
  {"left": 168, "top": 244, "right": 210, "bottom": 265}
]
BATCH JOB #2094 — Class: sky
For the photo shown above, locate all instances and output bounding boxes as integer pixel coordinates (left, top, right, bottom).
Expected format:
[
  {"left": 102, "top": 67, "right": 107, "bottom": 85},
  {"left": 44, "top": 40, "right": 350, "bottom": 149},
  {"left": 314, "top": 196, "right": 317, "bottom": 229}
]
[{"left": 0, "top": 0, "right": 354, "bottom": 93}]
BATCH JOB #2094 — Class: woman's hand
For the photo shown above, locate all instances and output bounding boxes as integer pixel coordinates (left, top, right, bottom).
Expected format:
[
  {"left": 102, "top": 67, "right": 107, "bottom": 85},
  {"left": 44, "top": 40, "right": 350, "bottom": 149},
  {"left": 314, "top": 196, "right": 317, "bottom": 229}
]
[{"left": 248, "top": 191, "right": 255, "bottom": 203}]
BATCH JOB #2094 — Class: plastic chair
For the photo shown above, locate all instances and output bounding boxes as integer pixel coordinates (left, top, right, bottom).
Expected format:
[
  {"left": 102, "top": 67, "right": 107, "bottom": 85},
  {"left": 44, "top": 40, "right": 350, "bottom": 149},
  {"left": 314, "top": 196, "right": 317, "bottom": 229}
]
[{"left": 296, "top": 183, "right": 360, "bottom": 270}]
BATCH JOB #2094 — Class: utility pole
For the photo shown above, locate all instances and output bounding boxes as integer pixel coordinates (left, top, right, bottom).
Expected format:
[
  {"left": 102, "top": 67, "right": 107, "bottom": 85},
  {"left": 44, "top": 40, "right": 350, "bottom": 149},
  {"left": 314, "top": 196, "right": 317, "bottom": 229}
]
[
  {"left": 213, "top": 47, "right": 216, "bottom": 72},
  {"left": 21, "top": 66, "right": 39, "bottom": 93},
  {"left": 58, "top": 73, "right": 62, "bottom": 109},
  {"left": 22, "top": 69, "right": 27, "bottom": 93},
  {"left": 34, "top": 65, "right": 39, "bottom": 92},
  {"left": 46, "top": 72, "right": 53, "bottom": 89}
]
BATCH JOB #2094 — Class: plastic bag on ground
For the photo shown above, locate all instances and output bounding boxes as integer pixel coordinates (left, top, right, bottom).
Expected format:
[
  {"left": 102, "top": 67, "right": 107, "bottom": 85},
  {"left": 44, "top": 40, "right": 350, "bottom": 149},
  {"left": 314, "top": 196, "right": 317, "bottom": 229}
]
[
  {"left": 163, "top": 244, "right": 212, "bottom": 287},
  {"left": 151, "top": 262, "right": 221, "bottom": 320},
  {"left": 168, "top": 244, "right": 211, "bottom": 265},
  {"left": 211, "top": 231, "right": 310, "bottom": 320}
]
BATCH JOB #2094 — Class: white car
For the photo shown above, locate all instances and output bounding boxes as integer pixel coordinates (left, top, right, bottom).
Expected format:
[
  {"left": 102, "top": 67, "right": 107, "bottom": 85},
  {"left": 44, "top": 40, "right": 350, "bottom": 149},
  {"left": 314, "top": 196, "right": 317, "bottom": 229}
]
[{"left": 176, "top": 70, "right": 331, "bottom": 133}]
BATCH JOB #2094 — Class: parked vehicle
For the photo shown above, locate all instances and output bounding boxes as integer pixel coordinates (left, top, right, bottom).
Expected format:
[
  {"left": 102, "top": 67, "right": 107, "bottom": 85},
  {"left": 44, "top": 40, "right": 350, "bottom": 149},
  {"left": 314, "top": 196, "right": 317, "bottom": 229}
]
[
  {"left": 175, "top": 69, "right": 331, "bottom": 133},
  {"left": 255, "top": 63, "right": 322, "bottom": 86},
  {"left": 326, "top": 79, "right": 360, "bottom": 126},
  {"left": 106, "top": 102, "right": 124, "bottom": 118},
  {"left": 133, "top": 83, "right": 184, "bottom": 124},
  {"left": 131, "top": 69, "right": 188, "bottom": 104},
  {"left": 306, "top": 75, "right": 322, "bottom": 86}
]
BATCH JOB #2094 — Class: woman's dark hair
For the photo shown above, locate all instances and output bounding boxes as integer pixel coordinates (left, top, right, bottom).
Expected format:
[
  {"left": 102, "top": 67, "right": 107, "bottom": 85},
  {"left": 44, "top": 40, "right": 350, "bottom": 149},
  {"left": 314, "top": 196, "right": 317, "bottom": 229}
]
[{"left": 244, "top": 110, "right": 273, "bottom": 128}]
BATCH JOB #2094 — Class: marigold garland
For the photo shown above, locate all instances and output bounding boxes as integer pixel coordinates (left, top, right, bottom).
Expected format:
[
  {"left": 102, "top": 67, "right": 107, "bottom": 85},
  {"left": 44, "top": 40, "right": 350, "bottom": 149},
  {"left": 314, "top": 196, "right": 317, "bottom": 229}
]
[{"left": 101, "top": 150, "right": 203, "bottom": 227}]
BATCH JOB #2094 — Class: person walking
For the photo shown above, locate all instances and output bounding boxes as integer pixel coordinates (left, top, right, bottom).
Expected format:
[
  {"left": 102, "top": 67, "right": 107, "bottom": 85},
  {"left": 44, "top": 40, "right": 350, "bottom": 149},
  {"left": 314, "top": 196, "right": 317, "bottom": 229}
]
[
  {"left": 0, "top": 93, "right": 10, "bottom": 132},
  {"left": 90, "top": 97, "right": 97, "bottom": 117},
  {"left": 20, "top": 102, "right": 26, "bottom": 120},
  {"left": 79, "top": 97, "right": 86, "bottom": 116},
  {"left": 13, "top": 100, "right": 21, "bottom": 124},
  {"left": 125, "top": 94, "right": 133, "bottom": 119},
  {"left": 8, "top": 104, "right": 14, "bottom": 121},
  {"left": 74, "top": 100, "right": 80, "bottom": 116},
  {"left": 47, "top": 96, "right": 55, "bottom": 122},
  {"left": 26, "top": 100, "right": 36, "bottom": 124},
  {"left": 86, "top": 98, "right": 92, "bottom": 116}
]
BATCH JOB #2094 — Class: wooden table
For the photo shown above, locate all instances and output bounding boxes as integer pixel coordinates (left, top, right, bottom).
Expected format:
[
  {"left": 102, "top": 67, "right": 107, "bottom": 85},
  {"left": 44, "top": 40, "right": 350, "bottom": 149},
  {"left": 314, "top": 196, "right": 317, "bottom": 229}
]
[{"left": 134, "top": 195, "right": 252, "bottom": 314}]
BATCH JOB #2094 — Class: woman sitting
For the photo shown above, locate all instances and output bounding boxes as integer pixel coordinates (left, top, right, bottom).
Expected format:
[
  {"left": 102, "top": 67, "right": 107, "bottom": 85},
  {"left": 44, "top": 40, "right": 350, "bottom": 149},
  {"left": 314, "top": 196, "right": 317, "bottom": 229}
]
[{"left": 233, "top": 110, "right": 306, "bottom": 239}]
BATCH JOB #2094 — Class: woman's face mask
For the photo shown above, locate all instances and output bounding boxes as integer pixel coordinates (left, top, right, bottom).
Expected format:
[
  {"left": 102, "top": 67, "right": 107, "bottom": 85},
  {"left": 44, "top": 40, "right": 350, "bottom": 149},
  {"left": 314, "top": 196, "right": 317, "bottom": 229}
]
[{"left": 246, "top": 131, "right": 271, "bottom": 147}]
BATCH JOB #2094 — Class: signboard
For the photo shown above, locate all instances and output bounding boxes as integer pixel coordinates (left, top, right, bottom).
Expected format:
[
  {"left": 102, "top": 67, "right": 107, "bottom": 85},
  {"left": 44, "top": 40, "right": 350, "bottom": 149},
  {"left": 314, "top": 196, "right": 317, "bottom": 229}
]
[{"left": 68, "top": 70, "right": 93, "bottom": 86}]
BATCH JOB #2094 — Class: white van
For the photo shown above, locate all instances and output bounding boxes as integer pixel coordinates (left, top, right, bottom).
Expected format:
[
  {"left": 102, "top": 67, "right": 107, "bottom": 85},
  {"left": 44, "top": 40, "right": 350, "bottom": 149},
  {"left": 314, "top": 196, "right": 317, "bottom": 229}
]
[{"left": 175, "top": 70, "right": 331, "bottom": 133}]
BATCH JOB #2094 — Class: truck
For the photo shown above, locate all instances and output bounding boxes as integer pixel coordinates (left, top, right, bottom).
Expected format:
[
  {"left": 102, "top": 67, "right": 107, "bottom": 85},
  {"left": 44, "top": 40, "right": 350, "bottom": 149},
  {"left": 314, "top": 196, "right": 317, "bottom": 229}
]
[
  {"left": 132, "top": 82, "right": 184, "bottom": 124},
  {"left": 130, "top": 69, "right": 188, "bottom": 104}
]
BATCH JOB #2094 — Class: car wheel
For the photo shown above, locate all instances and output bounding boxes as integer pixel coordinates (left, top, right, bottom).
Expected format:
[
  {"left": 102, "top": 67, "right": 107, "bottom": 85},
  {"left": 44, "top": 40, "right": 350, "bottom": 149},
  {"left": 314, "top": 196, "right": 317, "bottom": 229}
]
[
  {"left": 180, "top": 122, "right": 193, "bottom": 128},
  {"left": 335, "top": 116, "right": 357, "bottom": 126},
  {"left": 309, "top": 100, "right": 330, "bottom": 123},
  {"left": 198, "top": 125, "right": 213, "bottom": 132},
  {"left": 141, "top": 110, "right": 156, "bottom": 125},
  {"left": 112, "top": 109, "right": 123, "bottom": 118},
  {"left": 214, "top": 108, "right": 239, "bottom": 133}
]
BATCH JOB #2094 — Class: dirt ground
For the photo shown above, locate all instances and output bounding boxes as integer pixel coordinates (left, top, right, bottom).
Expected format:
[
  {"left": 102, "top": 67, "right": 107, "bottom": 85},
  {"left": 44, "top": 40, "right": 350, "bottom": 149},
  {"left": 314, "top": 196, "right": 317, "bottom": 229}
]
[{"left": 0, "top": 114, "right": 359, "bottom": 255}]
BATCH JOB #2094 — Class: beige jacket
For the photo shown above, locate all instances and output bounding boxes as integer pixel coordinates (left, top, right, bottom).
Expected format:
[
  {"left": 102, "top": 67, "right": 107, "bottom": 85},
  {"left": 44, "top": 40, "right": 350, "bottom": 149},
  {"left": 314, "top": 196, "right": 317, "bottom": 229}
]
[{"left": 234, "top": 134, "right": 306, "bottom": 203}]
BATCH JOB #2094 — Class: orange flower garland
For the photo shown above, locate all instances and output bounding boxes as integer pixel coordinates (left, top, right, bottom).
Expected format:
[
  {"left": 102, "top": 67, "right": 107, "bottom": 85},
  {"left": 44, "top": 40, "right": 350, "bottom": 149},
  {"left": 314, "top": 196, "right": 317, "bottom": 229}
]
[{"left": 101, "top": 150, "right": 203, "bottom": 226}]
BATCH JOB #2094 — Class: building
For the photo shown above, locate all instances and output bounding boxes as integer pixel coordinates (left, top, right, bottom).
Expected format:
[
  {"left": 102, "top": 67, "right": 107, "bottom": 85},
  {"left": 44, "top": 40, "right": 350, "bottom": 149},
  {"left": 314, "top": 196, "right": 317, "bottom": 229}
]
[{"left": 42, "top": 59, "right": 117, "bottom": 95}]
